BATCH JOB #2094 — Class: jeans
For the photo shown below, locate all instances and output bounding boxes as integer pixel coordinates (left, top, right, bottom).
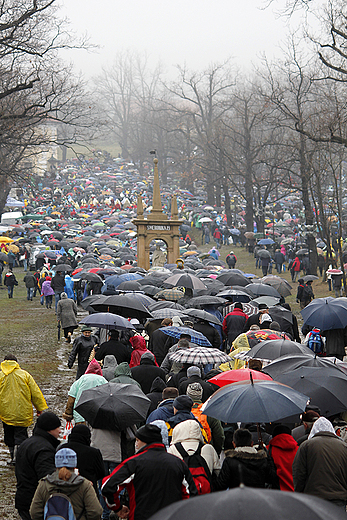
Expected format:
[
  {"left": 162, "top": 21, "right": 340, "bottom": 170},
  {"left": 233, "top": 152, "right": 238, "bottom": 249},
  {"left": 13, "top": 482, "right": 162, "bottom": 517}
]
[
  {"left": 54, "top": 291, "right": 62, "bottom": 312},
  {"left": 23, "top": 259, "right": 27, "bottom": 271},
  {"left": 7, "top": 286, "right": 13, "bottom": 298},
  {"left": 26, "top": 287, "right": 34, "bottom": 300},
  {"left": 99, "top": 461, "right": 118, "bottom": 519},
  {"left": 2, "top": 422, "right": 28, "bottom": 448},
  {"left": 45, "top": 295, "right": 53, "bottom": 308},
  {"left": 276, "top": 263, "right": 282, "bottom": 273}
]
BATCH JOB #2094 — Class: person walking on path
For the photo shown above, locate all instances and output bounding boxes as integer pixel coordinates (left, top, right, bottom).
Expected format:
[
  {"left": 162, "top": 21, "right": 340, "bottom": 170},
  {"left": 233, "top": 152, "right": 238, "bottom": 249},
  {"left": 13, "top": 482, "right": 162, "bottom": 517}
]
[
  {"left": 0, "top": 354, "right": 48, "bottom": 465},
  {"left": 23, "top": 272, "right": 36, "bottom": 301},
  {"left": 51, "top": 270, "right": 65, "bottom": 312},
  {"left": 29, "top": 447, "right": 103, "bottom": 520},
  {"left": 68, "top": 325, "right": 98, "bottom": 379},
  {"left": 267, "top": 424, "right": 298, "bottom": 491},
  {"left": 101, "top": 424, "right": 198, "bottom": 520},
  {"left": 4, "top": 268, "right": 18, "bottom": 298},
  {"left": 15, "top": 411, "right": 61, "bottom": 520},
  {"left": 41, "top": 276, "right": 55, "bottom": 309},
  {"left": 291, "top": 256, "right": 301, "bottom": 282},
  {"left": 57, "top": 292, "right": 78, "bottom": 343}
]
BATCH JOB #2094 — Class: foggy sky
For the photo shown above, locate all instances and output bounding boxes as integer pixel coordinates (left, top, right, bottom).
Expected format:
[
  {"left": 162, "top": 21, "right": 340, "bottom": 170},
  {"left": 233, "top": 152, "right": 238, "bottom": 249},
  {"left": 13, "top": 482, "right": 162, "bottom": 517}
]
[{"left": 59, "top": 0, "right": 302, "bottom": 78}]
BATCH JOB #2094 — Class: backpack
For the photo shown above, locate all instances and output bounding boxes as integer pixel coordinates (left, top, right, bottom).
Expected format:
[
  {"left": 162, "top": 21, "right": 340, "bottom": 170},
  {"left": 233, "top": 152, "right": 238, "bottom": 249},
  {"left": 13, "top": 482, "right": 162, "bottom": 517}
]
[
  {"left": 307, "top": 330, "right": 323, "bottom": 354},
  {"left": 175, "top": 442, "right": 212, "bottom": 494},
  {"left": 44, "top": 493, "right": 77, "bottom": 520},
  {"left": 191, "top": 404, "right": 212, "bottom": 443}
]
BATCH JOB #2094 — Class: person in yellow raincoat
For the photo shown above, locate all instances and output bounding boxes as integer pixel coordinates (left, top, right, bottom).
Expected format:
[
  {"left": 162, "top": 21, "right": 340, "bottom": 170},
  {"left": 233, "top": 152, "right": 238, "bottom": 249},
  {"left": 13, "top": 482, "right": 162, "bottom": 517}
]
[{"left": 0, "top": 354, "right": 48, "bottom": 464}]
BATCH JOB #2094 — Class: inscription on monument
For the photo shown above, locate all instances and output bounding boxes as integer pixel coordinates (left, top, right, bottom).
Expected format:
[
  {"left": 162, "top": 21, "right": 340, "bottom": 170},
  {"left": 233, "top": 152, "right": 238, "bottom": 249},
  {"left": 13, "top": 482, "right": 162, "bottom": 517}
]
[{"left": 146, "top": 225, "right": 171, "bottom": 231}]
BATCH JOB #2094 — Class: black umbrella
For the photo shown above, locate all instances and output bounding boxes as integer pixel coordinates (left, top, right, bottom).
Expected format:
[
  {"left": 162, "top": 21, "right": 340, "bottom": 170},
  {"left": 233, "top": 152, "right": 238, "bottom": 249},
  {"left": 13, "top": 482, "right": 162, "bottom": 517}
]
[
  {"left": 164, "top": 273, "right": 207, "bottom": 290},
  {"left": 55, "top": 264, "right": 72, "bottom": 272},
  {"left": 140, "top": 285, "right": 162, "bottom": 296},
  {"left": 274, "top": 366, "right": 347, "bottom": 417},
  {"left": 245, "top": 284, "right": 281, "bottom": 298},
  {"left": 217, "top": 272, "right": 249, "bottom": 287},
  {"left": 117, "top": 281, "right": 142, "bottom": 291},
  {"left": 257, "top": 249, "right": 271, "bottom": 259},
  {"left": 246, "top": 339, "right": 314, "bottom": 361},
  {"left": 148, "top": 301, "right": 186, "bottom": 311},
  {"left": 79, "top": 312, "right": 134, "bottom": 330},
  {"left": 185, "top": 308, "right": 222, "bottom": 325},
  {"left": 78, "top": 272, "right": 103, "bottom": 282},
  {"left": 80, "top": 294, "right": 108, "bottom": 311},
  {"left": 268, "top": 306, "right": 293, "bottom": 327},
  {"left": 0, "top": 252, "right": 8, "bottom": 261},
  {"left": 216, "top": 289, "right": 251, "bottom": 303},
  {"left": 302, "top": 275, "right": 319, "bottom": 282},
  {"left": 91, "top": 295, "right": 152, "bottom": 319},
  {"left": 264, "top": 354, "right": 346, "bottom": 379},
  {"left": 188, "top": 295, "right": 227, "bottom": 307},
  {"left": 74, "top": 383, "right": 150, "bottom": 430},
  {"left": 148, "top": 484, "right": 346, "bottom": 520}
]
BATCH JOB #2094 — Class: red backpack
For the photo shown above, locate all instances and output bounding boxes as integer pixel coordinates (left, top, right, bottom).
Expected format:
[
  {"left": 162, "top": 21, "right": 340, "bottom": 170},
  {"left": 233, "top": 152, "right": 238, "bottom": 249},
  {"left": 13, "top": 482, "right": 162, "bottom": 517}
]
[{"left": 175, "top": 442, "right": 212, "bottom": 495}]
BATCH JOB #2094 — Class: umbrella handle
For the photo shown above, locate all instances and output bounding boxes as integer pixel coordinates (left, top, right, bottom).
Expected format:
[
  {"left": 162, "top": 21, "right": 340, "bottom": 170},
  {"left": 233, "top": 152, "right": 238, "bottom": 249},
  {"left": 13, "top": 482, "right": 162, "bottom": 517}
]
[{"left": 256, "top": 423, "right": 264, "bottom": 448}]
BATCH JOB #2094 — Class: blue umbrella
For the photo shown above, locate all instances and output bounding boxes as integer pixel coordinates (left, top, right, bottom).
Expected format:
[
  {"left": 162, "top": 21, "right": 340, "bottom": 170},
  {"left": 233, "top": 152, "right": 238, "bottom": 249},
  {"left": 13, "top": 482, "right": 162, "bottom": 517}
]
[
  {"left": 118, "top": 273, "right": 144, "bottom": 282},
  {"left": 79, "top": 312, "right": 133, "bottom": 330},
  {"left": 202, "top": 379, "right": 308, "bottom": 423},
  {"left": 160, "top": 326, "right": 212, "bottom": 346},
  {"left": 301, "top": 297, "right": 347, "bottom": 330},
  {"left": 257, "top": 238, "right": 275, "bottom": 245}
]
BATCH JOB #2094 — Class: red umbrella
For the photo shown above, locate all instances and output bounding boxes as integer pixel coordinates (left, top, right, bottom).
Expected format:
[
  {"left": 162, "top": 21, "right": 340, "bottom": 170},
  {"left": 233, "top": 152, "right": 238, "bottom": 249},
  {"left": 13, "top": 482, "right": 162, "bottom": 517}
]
[
  {"left": 209, "top": 369, "right": 272, "bottom": 388},
  {"left": 71, "top": 267, "right": 83, "bottom": 276}
]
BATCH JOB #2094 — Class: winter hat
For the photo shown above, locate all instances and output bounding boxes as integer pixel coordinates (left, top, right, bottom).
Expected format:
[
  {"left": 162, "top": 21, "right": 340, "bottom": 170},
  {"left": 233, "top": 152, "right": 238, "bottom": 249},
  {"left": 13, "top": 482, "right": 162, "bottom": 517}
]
[
  {"left": 85, "top": 358, "right": 103, "bottom": 376},
  {"left": 150, "top": 420, "right": 169, "bottom": 448},
  {"left": 272, "top": 424, "right": 292, "bottom": 437},
  {"left": 260, "top": 313, "right": 271, "bottom": 324},
  {"left": 68, "top": 424, "right": 91, "bottom": 445},
  {"left": 136, "top": 424, "right": 163, "bottom": 445},
  {"left": 141, "top": 351, "right": 155, "bottom": 362},
  {"left": 301, "top": 410, "right": 320, "bottom": 424},
  {"left": 36, "top": 411, "right": 61, "bottom": 432},
  {"left": 55, "top": 448, "right": 77, "bottom": 469},
  {"left": 173, "top": 395, "right": 193, "bottom": 411},
  {"left": 187, "top": 366, "right": 201, "bottom": 378},
  {"left": 81, "top": 325, "right": 93, "bottom": 332},
  {"left": 186, "top": 382, "right": 203, "bottom": 402}
]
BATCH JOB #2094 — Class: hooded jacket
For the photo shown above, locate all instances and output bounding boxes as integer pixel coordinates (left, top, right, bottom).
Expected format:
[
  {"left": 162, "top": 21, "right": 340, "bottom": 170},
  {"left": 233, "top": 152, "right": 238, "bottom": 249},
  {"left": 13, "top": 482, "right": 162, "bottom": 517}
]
[
  {"left": 267, "top": 433, "right": 298, "bottom": 491},
  {"left": 41, "top": 279, "right": 55, "bottom": 296},
  {"left": 131, "top": 355, "right": 165, "bottom": 394},
  {"left": 57, "top": 425, "right": 105, "bottom": 493},
  {"left": 146, "top": 376, "right": 166, "bottom": 415},
  {"left": 222, "top": 308, "right": 249, "bottom": 344},
  {"left": 0, "top": 360, "right": 47, "bottom": 427},
  {"left": 110, "top": 362, "right": 142, "bottom": 388},
  {"left": 15, "top": 426, "right": 60, "bottom": 512},
  {"left": 129, "top": 336, "right": 151, "bottom": 368},
  {"left": 168, "top": 419, "right": 220, "bottom": 474},
  {"left": 216, "top": 446, "right": 279, "bottom": 490},
  {"left": 102, "top": 354, "right": 118, "bottom": 381},
  {"left": 29, "top": 470, "right": 103, "bottom": 520},
  {"left": 146, "top": 399, "right": 176, "bottom": 424}
]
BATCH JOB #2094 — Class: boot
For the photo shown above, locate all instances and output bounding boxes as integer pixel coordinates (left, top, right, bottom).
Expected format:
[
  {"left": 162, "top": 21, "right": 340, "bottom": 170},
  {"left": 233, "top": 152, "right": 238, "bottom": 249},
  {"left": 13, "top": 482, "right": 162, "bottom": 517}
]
[{"left": 7, "top": 446, "right": 15, "bottom": 466}]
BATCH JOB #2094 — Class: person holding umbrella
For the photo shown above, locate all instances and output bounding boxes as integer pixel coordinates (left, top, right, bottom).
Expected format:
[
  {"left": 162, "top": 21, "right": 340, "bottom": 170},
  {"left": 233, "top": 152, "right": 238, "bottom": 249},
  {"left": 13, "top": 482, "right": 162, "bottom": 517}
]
[
  {"left": 68, "top": 325, "right": 98, "bottom": 379},
  {"left": 101, "top": 424, "right": 198, "bottom": 520},
  {"left": 51, "top": 270, "right": 66, "bottom": 312}
]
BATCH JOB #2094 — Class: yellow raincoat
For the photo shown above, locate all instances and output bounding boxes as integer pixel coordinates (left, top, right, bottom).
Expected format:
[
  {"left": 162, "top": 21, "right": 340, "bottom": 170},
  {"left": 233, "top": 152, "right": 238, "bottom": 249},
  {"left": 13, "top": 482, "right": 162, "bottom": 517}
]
[{"left": 0, "top": 360, "right": 48, "bottom": 427}]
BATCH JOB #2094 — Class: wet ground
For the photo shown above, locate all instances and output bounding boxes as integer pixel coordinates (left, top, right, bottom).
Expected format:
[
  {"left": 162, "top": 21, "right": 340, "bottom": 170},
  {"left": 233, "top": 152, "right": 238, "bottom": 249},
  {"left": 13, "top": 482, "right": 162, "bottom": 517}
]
[{"left": 0, "top": 274, "right": 85, "bottom": 518}]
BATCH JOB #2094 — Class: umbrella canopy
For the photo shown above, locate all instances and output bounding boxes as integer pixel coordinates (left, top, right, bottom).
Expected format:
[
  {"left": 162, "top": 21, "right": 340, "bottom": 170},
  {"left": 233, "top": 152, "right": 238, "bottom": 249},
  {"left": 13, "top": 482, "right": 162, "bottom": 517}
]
[
  {"left": 169, "top": 346, "right": 229, "bottom": 365},
  {"left": 274, "top": 366, "right": 347, "bottom": 416},
  {"left": 257, "top": 238, "right": 275, "bottom": 245},
  {"left": 151, "top": 309, "right": 188, "bottom": 320},
  {"left": 301, "top": 297, "right": 347, "bottom": 331},
  {"left": 160, "top": 326, "right": 212, "bottom": 346},
  {"left": 202, "top": 379, "right": 308, "bottom": 423},
  {"left": 79, "top": 312, "right": 134, "bottom": 330},
  {"left": 55, "top": 264, "right": 73, "bottom": 272},
  {"left": 253, "top": 296, "right": 281, "bottom": 307},
  {"left": 148, "top": 486, "right": 346, "bottom": 520},
  {"left": 257, "top": 249, "right": 271, "bottom": 259},
  {"left": 217, "top": 272, "right": 249, "bottom": 287},
  {"left": 78, "top": 272, "right": 103, "bottom": 282},
  {"left": 148, "top": 301, "right": 186, "bottom": 311},
  {"left": 216, "top": 289, "right": 251, "bottom": 303},
  {"left": 261, "top": 276, "right": 292, "bottom": 297},
  {"left": 0, "top": 252, "right": 8, "bottom": 261},
  {"left": 80, "top": 294, "right": 108, "bottom": 311},
  {"left": 74, "top": 383, "right": 150, "bottom": 430},
  {"left": 302, "top": 275, "right": 319, "bottom": 282},
  {"left": 246, "top": 339, "right": 314, "bottom": 361},
  {"left": 188, "top": 295, "right": 227, "bottom": 307},
  {"left": 264, "top": 354, "right": 346, "bottom": 379},
  {"left": 268, "top": 306, "right": 293, "bottom": 327},
  {"left": 209, "top": 369, "right": 273, "bottom": 388},
  {"left": 154, "top": 289, "right": 185, "bottom": 301},
  {"left": 117, "top": 281, "right": 142, "bottom": 291},
  {"left": 245, "top": 284, "right": 281, "bottom": 298},
  {"left": 185, "top": 308, "right": 222, "bottom": 325},
  {"left": 91, "top": 295, "right": 152, "bottom": 320},
  {"left": 164, "top": 273, "right": 207, "bottom": 290}
]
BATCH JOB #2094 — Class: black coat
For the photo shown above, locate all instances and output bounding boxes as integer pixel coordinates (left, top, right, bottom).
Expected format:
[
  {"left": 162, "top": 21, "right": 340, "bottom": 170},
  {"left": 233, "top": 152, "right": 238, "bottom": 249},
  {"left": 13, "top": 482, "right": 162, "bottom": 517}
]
[
  {"left": 131, "top": 359, "right": 166, "bottom": 395},
  {"left": 50, "top": 273, "right": 65, "bottom": 293},
  {"left": 57, "top": 426, "right": 105, "bottom": 493},
  {"left": 178, "top": 375, "right": 215, "bottom": 402},
  {"left": 148, "top": 328, "right": 174, "bottom": 366},
  {"left": 68, "top": 334, "right": 98, "bottom": 379},
  {"left": 193, "top": 322, "right": 221, "bottom": 349},
  {"left": 216, "top": 448, "right": 279, "bottom": 490},
  {"left": 15, "top": 427, "right": 60, "bottom": 512},
  {"left": 146, "top": 376, "right": 166, "bottom": 416},
  {"left": 95, "top": 339, "right": 132, "bottom": 365}
]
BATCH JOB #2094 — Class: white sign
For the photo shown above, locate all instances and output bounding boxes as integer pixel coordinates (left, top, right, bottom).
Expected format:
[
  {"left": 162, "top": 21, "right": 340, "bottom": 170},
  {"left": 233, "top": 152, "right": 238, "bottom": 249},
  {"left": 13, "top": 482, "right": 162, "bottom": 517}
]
[{"left": 146, "top": 225, "right": 171, "bottom": 231}]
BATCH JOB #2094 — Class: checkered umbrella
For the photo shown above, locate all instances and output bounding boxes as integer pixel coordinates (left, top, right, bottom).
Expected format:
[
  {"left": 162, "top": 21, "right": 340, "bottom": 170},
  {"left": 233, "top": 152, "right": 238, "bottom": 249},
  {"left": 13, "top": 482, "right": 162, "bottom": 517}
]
[
  {"left": 151, "top": 309, "right": 188, "bottom": 319},
  {"left": 170, "top": 347, "right": 230, "bottom": 365},
  {"left": 154, "top": 289, "right": 185, "bottom": 301},
  {"left": 160, "top": 326, "right": 212, "bottom": 346}
]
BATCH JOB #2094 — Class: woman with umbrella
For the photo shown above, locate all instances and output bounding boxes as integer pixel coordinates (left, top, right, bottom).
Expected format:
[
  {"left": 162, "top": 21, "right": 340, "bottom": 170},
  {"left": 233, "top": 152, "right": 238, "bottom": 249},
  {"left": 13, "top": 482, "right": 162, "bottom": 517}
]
[{"left": 57, "top": 292, "right": 78, "bottom": 343}]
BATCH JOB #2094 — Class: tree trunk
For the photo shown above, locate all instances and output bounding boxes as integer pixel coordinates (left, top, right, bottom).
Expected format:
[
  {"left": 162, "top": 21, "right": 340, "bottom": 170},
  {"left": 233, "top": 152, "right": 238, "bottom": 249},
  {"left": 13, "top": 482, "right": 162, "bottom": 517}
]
[
  {"left": 222, "top": 181, "right": 232, "bottom": 225},
  {"left": 0, "top": 176, "right": 11, "bottom": 217}
]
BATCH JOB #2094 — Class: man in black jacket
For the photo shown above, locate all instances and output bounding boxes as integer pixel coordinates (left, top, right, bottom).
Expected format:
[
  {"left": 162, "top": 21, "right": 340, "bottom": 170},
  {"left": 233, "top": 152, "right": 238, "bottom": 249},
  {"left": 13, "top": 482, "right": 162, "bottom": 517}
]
[
  {"left": 94, "top": 329, "right": 131, "bottom": 365},
  {"left": 101, "top": 424, "right": 198, "bottom": 520},
  {"left": 193, "top": 319, "right": 221, "bottom": 349},
  {"left": 131, "top": 352, "right": 166, "bottom": 394},
  {"left": 148, "top": 318, "right": 175, "bottom": 365},
  {"left": 68, "top": 325, "right": 98, "bottom": 379},
  {"left": 178, "top": 366, "right": 214, "bottom": 402},
  {"left": 216, "top": 428, "right": 279, "bottom": 491},
  {"left": 15, "top": 412, "right": 61, "bottom": 520},
  {"left": 50, "top": 271, "right": 65, "bottom": 312},
  {"left": 56, "top": 424, "right": 104, "bottom": 494}
]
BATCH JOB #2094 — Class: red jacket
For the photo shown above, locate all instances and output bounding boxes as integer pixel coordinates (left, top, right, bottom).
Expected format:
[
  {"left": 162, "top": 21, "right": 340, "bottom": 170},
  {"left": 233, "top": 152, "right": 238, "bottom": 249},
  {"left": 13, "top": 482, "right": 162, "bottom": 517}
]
[
  {"left": 267, "top": 433, "right": 298, "bottom": 491},
  {"left": 291, "top": 257, "right": 301, "bottom": 272}
]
